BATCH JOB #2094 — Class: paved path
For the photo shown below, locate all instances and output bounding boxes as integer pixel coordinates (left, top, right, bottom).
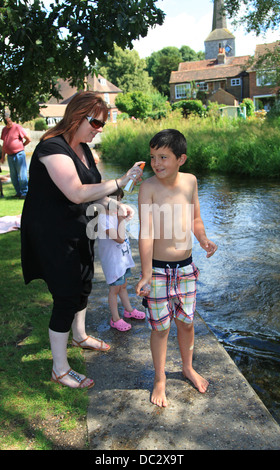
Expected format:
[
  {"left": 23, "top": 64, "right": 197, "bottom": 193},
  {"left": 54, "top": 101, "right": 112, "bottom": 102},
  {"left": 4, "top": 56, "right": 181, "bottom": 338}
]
[{"left": 85, "top": 240, "right": 280, "bottom": 451}]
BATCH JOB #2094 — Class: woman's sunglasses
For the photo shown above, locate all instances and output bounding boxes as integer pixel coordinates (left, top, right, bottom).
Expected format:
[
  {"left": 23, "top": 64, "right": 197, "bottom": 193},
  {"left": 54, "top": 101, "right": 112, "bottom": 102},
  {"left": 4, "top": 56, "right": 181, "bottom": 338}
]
[{"left": 86, "top": 116, "right": 106, "bottom": 129}]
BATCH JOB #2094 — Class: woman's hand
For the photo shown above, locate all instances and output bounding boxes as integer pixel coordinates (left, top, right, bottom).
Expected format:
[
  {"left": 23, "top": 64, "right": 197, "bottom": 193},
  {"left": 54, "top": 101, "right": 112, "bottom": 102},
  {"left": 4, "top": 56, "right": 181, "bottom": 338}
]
[{"left": 118, "top": 161, "right": 145, "bottom": 187}]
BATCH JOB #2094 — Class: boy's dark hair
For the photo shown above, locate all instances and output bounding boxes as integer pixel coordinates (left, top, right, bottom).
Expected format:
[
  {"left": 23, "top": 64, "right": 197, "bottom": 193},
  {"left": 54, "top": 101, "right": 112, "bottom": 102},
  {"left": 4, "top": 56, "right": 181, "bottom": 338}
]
[
  {"left": 110, "top": 187, "right": 124, "bottom": 200},
  {"left": 149, "top": 129, "right": 187, "bottom": 158}
]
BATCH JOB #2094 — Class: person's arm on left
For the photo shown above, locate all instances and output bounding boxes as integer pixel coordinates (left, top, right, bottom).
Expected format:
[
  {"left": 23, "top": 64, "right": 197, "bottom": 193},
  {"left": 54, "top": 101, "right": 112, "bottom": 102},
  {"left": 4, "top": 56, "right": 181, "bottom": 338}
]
[{"left": 23, "top": 135, "right": 31, "bottom": 147}]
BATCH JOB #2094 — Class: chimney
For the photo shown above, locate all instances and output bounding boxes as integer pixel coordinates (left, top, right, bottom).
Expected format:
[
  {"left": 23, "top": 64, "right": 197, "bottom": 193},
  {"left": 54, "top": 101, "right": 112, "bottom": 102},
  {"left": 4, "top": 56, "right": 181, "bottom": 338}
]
[{"left": 217, "top": 47, "right": 226, "bottom": 64}]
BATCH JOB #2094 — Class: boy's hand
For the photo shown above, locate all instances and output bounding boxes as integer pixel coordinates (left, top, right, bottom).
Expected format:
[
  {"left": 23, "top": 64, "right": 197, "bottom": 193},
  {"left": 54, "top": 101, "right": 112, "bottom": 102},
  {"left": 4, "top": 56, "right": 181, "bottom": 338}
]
[
  {"left": 136, "top": 278, "right": 151, "bottom": 297},
  {"left": 118, "top": 203, "right": 134, "bottom": 220},
  {"left": 200, "top": 238, "right": 217, "bottom": 258}
]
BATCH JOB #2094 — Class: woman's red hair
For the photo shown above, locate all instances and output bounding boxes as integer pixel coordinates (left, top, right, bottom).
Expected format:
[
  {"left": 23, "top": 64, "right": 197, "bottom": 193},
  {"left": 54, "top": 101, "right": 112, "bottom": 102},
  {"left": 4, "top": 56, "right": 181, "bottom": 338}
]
[{"left": 41, "top": 91, "right": 108, "bottom": 144}]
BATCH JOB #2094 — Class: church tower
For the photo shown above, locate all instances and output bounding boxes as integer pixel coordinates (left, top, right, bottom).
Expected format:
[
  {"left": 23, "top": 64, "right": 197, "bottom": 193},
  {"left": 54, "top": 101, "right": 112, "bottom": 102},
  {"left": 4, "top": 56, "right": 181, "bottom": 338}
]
[{"left": 204, "top": 0, "right": 235, "bottom": 59}]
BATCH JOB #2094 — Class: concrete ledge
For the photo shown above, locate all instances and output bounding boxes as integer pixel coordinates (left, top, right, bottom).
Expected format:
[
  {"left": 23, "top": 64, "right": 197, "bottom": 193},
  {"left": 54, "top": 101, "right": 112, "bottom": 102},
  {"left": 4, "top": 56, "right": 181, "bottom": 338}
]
[{"left": 85, "top": 240, "right": 280, "bottom": 450}]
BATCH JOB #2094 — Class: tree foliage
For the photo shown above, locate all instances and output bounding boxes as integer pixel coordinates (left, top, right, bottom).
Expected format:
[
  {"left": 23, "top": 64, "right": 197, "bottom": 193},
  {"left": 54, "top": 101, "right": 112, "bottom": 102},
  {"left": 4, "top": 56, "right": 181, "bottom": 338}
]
[
  {"left": 96, "top": 44, "right": 153, "bottom": 94},
  {"left": 115, "top": 91, "right": 169, "bottom": 120},
  {"left": 146, "top": 46, "right": 205, "bottom": 97},
  {"left": 172, "top": 99, "right": 205, "bottom": 118},
  {"left": 223, "top": 0, "right": 280, "bottom": 34},
  {"left": 0, "top": 0, "right": 164, "bottom": 121}
]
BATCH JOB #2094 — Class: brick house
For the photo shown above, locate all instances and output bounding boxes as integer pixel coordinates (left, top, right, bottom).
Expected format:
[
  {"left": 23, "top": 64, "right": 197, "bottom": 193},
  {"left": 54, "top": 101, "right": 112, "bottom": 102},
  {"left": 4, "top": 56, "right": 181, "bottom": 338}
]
[
  {"left": 169, "top": 0, "right": 279, "bottom": 111},
  {"left": 40, "top": 74, "right": 123, "bottom": 126},
  {"left": 248, "top": 42, "right": 280, "bottom": 111},
  {"left": 169, "top": 52, "right": 250, "bottom": 105}
]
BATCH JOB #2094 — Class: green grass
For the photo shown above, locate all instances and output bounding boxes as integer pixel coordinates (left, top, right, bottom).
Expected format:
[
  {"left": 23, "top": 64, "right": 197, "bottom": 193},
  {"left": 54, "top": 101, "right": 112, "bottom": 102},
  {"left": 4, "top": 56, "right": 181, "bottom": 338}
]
[{"left": 0, "top": 179, "right": 89, "bottom": 450}]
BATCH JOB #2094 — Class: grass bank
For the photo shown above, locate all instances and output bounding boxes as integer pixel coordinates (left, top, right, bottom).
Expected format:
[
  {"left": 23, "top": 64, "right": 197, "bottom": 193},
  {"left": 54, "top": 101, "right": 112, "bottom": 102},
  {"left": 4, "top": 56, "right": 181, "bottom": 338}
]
[
  {"left": 0, "top": 180, "right": 88, "bottom": 450},
  {"left": 100, "top": 114, "right": 280, "bottom": 178}
]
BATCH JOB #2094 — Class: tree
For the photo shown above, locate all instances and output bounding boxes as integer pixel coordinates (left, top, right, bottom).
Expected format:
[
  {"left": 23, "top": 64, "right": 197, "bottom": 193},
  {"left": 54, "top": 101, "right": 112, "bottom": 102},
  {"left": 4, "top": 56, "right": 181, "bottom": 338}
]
[
  {"left": 115, "top": 90, "right": 170, "bottom": 119},
  {"left": 146, "top": 47, "right": 182, "bottom": 96},
  {"left": 223, "top": 1, "right": 280, "bottom": 89},
  {"left": 146, "top": 46, "right": 204, "bottom": 97},
  {"left": 223, "top": 0, "right": 280, "bottom": 35},
  {"left": 96, "top": 44, "right": 153, "bottom": 93},
  {"left": 0, "top": 0, "right": 165, "bottom": 121},
  {"left": 116, "top": 91, "right": 152, "bottom": 119},
  {"left": 180, "top": 45, "right": 205, "bottom": 62}
]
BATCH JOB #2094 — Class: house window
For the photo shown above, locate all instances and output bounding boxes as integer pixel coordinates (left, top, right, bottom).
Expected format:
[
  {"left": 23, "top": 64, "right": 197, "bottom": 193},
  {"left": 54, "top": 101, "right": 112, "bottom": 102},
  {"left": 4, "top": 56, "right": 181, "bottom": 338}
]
[
  {"left": 99, "top": 78, "right": 107, "bottom": 86},
  {"left": 231, "top": 78, "right": 241, "bottom": 86},
  {"left": 197, "top": 82, "right": 208, "bottom": 91},
  {"left": 175, "top": 83, "right": 191, "bottom": 99},
  {"left": 256, "top": 71, "right": 276, "bottom": 87},
  {"left": 254, "top": 95, "right": 276, "bottom": 111},
  {"left": 104, "top": 93, "right": 110, "bottom": 104}
]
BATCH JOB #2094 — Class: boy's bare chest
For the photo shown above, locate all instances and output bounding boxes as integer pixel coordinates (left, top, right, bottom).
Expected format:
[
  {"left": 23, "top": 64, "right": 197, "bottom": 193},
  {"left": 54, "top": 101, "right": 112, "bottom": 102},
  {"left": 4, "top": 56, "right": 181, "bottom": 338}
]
[{"left": 152, "top": 186, "right": 193, "bottom": 207}]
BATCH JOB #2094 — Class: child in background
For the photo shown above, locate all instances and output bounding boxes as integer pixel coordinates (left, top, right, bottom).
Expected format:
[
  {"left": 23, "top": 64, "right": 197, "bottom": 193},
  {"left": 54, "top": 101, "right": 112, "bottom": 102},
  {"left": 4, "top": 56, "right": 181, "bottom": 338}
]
[{"left": 98, "top": 188, "right": 145, "bottom": 331}]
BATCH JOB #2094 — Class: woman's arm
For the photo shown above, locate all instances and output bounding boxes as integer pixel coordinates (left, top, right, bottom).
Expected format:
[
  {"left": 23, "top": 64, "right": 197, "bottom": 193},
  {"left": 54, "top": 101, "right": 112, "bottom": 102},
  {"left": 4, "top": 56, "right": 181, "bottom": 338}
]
[{"left": 40, "top": 153, "right": 144, "bottom": 204}]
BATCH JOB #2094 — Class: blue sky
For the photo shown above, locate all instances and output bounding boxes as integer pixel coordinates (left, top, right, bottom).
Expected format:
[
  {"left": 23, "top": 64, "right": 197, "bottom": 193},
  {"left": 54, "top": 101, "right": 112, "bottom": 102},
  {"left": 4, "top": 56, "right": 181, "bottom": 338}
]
[{"left": 133, "top": 0, "right": 279, "bottom": 58}]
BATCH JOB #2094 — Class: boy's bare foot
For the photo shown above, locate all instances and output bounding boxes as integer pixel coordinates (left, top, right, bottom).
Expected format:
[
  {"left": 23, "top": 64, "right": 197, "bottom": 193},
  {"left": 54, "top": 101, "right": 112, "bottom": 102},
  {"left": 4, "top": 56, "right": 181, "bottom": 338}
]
[
  {"left": 151, "top": 378, "right": 168, "bottom": 407},
  {"left": 183, "top": 367, "right": 209, "bottom": 393}
]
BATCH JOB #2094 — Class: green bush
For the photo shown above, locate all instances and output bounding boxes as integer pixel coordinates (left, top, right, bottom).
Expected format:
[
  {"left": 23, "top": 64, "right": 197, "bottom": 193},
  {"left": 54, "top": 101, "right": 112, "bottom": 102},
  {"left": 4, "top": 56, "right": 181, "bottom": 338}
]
[
  {"left": 116, "top": 91, "right": 170, "bottom": 120},
  {"left": 172, "top": 99, "right": 205, "bottom": 118},
  {"left": 242, "top": 98, "right": 255, "bottom": 117},
  {"left": 34, "top": 118, "right": 48, "bottom": 131}
]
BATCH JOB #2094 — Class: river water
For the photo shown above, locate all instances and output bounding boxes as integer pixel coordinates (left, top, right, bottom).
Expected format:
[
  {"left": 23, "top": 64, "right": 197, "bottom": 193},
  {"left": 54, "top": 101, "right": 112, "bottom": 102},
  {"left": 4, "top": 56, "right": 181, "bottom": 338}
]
[{"left": 98, "top": 160, "right": 280, "bottom": 424}]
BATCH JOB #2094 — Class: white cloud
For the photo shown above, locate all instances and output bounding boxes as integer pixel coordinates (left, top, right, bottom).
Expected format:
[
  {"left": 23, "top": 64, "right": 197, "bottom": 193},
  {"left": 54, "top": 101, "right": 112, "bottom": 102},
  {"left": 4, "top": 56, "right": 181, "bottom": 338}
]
[
  {"left": 133, "top": 12, "right": 212, "bottom": 57},
  {"left": 234, "top": 28, "right": 280, "bottom": 56},
  {"left": 133, "top": 8, "right": 279, "bottom": 59}
]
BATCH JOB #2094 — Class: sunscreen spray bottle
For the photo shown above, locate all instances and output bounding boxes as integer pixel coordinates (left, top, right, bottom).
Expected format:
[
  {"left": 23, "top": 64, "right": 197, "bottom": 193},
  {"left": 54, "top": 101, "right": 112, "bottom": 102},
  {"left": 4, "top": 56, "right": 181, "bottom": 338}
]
[{"left": 124, "top": 162, "right": 145, "bottom": 193}]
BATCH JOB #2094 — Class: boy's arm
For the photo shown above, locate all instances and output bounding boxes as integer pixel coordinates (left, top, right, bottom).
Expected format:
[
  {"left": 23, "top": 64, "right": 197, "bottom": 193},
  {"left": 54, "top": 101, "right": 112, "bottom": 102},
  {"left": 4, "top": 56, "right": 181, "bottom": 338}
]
[
  {"left": 136, "top": 181, "right": 154, "bottom": 296},
  {"left": 192, "top": 177, "right": 217, "bottom": 258}
]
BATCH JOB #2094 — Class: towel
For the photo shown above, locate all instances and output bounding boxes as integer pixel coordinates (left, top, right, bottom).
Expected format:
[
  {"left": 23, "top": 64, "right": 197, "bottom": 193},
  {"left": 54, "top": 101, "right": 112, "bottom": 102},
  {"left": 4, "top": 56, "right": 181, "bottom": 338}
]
[{"left": 0, "top": 215, "right": 21, "bottom": 234}]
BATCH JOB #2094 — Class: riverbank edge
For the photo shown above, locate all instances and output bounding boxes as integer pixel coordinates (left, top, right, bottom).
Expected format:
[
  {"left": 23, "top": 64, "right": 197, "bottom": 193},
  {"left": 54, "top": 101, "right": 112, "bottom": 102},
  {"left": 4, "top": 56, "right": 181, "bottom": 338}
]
[{"left": 84, "top": 239, "right": 280, "bottom": 451}]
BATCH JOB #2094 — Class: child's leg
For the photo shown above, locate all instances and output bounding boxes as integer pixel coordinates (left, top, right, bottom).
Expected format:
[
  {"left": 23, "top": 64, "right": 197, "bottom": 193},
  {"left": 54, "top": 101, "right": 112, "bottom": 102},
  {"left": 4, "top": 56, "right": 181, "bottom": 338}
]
[
  {"left": 150, "top": 328, "right": 170, "bottom": 407},
  {"left": 118, "top": 280, "right": 133, "bottom": 312},
  {"left": 108, "top": 285, "right": 121, "bottom": 322},
  {"left": 175, "top": 319, "right": 209, "bottom": 393}
]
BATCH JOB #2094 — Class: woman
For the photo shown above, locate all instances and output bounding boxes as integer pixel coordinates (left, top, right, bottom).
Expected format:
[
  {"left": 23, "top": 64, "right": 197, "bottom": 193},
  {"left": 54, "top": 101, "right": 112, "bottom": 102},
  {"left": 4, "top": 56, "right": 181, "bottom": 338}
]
[{"left": 21, "top": 91, "right": 143, "bottom": 389}]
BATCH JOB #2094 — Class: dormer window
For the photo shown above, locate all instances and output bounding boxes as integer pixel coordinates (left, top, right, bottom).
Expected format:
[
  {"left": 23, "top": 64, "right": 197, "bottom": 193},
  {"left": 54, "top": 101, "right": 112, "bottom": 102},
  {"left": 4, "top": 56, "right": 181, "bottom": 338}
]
[
  {"left": 99, "top": 78, "right": 107, "bottom": 86},
  {"left": 231, "top": 78, "right": 241, "bottom": 86}
]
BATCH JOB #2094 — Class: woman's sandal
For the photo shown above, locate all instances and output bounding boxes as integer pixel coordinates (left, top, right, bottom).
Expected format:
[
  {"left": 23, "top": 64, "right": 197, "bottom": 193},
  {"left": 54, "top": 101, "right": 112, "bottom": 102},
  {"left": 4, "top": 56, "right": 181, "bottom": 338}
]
[
  {"left": 124, "top": 308, "right": 145, "bottom": 320},
  {"left": 72, "top": 335, "right": 111, "bottom": 352},
  {"left": 51, "top": 368, "right": 94, "bottom": 389},
  {"left": 110, "top": 318, "right": 131, "bottom": 331}
]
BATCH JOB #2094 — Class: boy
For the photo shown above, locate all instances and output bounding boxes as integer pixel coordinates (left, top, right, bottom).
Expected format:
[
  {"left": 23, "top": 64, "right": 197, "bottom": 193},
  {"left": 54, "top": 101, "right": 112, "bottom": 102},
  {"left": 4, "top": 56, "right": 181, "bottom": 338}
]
[{"left": 136, "top": 129, "right": 217, "bottom": 407}]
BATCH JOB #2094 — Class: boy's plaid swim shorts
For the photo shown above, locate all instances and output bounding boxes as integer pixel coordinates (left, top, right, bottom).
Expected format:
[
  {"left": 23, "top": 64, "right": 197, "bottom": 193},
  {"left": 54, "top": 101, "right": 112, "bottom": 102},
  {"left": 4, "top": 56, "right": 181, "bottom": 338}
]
[{"left": 144, "top": 257, "right": 199, "bottom": 331}]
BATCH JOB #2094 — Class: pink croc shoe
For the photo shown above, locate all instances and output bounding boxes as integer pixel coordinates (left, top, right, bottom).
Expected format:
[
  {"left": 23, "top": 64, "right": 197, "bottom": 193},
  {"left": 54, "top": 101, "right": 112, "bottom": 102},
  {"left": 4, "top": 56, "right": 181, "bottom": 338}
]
[
  {"left": 110, "top": 318, "right": 131, "bottom": 331},
  {"left": 124, "top": 309, "right": 145, "bottom": 320}
]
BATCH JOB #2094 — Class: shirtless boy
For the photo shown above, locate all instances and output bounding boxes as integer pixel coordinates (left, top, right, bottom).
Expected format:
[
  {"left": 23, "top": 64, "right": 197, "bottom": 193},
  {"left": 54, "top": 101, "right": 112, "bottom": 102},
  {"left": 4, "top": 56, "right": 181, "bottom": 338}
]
[{"left": 136, "top": 129, "right": 217, "bottom": 407}]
